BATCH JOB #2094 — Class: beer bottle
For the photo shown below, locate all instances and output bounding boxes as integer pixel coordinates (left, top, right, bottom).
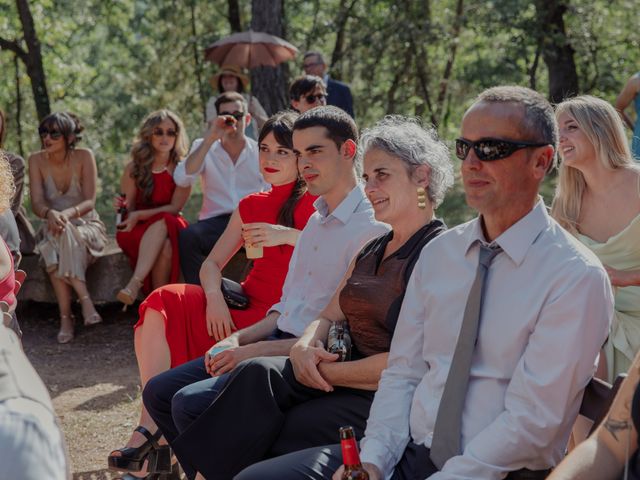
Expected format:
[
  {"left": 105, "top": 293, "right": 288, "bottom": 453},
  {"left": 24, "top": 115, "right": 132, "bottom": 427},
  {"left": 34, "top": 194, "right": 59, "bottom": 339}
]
[{"left": 340, "top": 426, "right": 369, "bottom": 479}]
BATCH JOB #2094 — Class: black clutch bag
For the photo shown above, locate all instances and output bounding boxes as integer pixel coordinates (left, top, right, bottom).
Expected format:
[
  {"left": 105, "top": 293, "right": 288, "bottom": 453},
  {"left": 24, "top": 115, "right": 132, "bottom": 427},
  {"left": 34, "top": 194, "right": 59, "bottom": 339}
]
[
  {"left": 220, "top": 278, "right": 249, "bottom": 310},
  {"left": 326, "top": 320, "right": 352, "bottom": 361}
]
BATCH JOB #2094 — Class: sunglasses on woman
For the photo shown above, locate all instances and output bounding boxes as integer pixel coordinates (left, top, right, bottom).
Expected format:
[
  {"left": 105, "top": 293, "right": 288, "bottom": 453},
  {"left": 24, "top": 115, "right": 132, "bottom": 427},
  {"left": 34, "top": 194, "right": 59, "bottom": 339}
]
[
  {"left": 455, "top": 137, "right": 549, "bottom": 161},
  {"left": 38, "top": 127, "right": 63, "bottom": 140},
  {"left": 152, "top": 128, "right": 177, "bottom": 138},
  {"left": 304, "top": 93, "right": 326, "bottom": 104}
]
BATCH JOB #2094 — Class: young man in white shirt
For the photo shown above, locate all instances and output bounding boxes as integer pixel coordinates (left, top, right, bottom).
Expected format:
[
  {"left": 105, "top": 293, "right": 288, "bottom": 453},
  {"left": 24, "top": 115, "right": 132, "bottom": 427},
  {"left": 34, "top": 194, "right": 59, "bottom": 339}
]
[
  {"left": 143, "top": 106, "right": 388, "bottom": 480},
  {"left": 174, "top": 91, "right": 267, "bottom": 284},
  {"left": 234, "top": 86, "right": 615, "bottom": 480}
]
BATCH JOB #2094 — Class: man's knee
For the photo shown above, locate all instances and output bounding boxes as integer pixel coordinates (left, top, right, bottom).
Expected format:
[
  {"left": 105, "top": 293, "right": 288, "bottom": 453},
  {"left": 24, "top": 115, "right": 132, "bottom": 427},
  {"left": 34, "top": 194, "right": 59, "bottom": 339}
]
[{"left": 142, "top": 374, "right": 167, "bottom": 414}]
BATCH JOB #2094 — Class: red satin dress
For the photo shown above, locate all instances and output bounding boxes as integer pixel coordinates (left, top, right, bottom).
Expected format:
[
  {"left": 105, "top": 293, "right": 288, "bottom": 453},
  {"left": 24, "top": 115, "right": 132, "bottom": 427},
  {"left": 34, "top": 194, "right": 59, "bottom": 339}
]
[
  {"left": 116, "top": 169, "right": 188, "bottom": 294},
  {"left": 135, "top": 182, "right": 317, "bottom": 367}
]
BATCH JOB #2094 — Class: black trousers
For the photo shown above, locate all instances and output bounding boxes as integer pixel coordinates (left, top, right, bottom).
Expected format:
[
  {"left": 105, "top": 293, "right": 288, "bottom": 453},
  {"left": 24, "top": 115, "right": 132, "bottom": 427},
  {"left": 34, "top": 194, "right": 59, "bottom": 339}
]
[
  {"left": 178, "top": 214, "right": 230, "bottom": 284},
  {"left": 236, "top": 442, "right": 551, "bottom": 480},
  {"left": 165, "top": 356, "right": 375, "bottom": 480}
]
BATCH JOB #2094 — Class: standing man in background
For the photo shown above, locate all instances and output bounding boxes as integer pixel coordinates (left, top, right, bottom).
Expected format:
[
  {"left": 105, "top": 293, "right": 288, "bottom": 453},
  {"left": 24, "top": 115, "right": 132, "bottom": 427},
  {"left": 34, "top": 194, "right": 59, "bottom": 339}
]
[{"left": 303, "top": 51, "right": 354, "bottom": 118}]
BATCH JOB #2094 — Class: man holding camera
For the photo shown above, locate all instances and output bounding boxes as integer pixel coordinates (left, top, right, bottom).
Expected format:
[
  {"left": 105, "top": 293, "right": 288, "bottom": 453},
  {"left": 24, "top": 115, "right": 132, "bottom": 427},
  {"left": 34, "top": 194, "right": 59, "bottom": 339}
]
[{"left": 174, "top": 91, "right": 267, "bottom": 284}]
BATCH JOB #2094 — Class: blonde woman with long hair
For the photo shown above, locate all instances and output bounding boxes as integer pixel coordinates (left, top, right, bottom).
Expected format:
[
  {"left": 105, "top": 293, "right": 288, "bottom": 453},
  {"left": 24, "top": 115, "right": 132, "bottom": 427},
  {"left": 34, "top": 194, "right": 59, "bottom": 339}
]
[
  {"left": 115, "top": 110, "right": 190, "bottom": 306},
  {"left": 551, "top": 95, "right": 640, "bottom": 380}
]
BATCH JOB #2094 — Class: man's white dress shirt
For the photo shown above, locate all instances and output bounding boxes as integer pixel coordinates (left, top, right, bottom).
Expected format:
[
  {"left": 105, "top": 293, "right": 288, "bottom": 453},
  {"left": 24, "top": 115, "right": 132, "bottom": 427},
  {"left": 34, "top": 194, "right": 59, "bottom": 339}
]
[
  {"left": 273, "top": 184, "right": 390, "bottom": 337},
  {"left": 360, "top": 201, "right": 614, "bottom": 479},
  {"left": 173, "top": 138, "right": 267, "bottom": 220}
]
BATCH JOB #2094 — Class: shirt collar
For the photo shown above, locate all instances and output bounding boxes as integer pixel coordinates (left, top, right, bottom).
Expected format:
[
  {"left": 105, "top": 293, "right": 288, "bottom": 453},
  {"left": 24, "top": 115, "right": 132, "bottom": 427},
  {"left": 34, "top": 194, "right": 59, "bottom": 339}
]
[
  {"left": 463, "top": 198, "right": 549, "bottom": 266},
  {"left": 323, "top": 74, "right": 329, "bottom": 84},
  {"left": 212, "top": 137, "right": 256, "bottom": 163},
  {"left": 313, "top": 184, "right": 366, "bottom": 224}
]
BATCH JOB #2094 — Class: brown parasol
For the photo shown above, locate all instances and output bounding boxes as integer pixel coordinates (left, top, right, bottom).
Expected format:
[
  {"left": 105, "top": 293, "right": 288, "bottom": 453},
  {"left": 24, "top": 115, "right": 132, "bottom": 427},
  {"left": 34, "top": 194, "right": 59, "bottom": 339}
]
[{"left": 204, "top": 30, "right": 298, "bottom": 68}]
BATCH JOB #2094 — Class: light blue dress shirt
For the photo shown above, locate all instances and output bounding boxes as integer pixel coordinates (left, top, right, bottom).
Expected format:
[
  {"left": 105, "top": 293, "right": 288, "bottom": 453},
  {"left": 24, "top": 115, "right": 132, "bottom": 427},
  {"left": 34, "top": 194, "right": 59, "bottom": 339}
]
[
  {"left": 360, "top": 201, "right": 614, "bottom": 479},
  {"left": 272, "top": 184, "right": 389, "bottom": 337}
]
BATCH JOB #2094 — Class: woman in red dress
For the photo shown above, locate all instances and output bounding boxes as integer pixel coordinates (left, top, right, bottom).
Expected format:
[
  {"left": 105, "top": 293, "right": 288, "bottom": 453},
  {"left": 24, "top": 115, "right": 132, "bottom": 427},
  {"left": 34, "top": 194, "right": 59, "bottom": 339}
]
[
  {"left": 108, "top": 111, "right": 316, "bottom": 478},
  {"left": 116, "top": 110, "right": 190, "bottom": 306}
]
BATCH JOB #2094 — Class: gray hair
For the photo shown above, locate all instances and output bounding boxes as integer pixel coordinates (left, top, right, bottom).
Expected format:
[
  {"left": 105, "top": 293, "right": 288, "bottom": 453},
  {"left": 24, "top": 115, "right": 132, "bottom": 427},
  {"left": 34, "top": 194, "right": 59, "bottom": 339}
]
[
  {"left": 357, "top": 115, "right": 454, "bottom": 208},
  {"left": 475, "top": 86, "right": 558, "bottom": 170}
]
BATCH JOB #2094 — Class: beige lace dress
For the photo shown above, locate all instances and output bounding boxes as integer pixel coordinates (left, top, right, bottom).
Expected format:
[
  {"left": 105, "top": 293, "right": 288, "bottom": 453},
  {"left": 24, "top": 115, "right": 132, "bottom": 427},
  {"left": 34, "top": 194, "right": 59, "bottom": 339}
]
[{"left": 35, "top": 171, "right": 107, "bottom": 282}]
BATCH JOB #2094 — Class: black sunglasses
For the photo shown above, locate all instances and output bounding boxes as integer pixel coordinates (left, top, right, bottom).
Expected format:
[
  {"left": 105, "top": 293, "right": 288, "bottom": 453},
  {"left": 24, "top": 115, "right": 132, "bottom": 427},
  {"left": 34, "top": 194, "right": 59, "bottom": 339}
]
[
  {"left": 219, "top": 111, "right": 245, "bottom": 122},
  {"left": 455, "top": 137, "right": 549, "bottom": 162},
  {"left": 304, "top": 93, "right": 326, "bottom": 104},
  {"left": 38, "top": 127, "right": 63, "bottom": 140},
  {"left": 152, "top": 128, "right": 177, "bottom": 138}
]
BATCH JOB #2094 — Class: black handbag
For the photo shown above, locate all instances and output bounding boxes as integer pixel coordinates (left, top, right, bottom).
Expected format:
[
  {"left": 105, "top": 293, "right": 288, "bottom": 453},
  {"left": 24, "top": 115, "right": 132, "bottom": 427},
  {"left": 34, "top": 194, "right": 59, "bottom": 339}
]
[
  {"left": 220, "top": 278, "right": 249, "bottom": 310},
  {"left": 326, "top": 320, "right": 352, "bottom": 361}
]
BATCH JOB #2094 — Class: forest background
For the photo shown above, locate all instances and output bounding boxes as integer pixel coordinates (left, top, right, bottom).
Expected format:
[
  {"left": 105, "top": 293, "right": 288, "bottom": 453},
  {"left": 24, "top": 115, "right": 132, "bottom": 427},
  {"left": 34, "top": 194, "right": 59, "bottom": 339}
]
[{"left": 1, "top": 0, "right": 639, "bottom": 229}]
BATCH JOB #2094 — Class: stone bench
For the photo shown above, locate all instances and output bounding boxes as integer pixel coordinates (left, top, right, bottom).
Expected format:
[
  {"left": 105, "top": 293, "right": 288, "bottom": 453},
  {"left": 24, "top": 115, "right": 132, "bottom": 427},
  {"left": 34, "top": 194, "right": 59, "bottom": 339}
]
[{"left": 17, "top": 237, "right": 250, "bottom": 304}]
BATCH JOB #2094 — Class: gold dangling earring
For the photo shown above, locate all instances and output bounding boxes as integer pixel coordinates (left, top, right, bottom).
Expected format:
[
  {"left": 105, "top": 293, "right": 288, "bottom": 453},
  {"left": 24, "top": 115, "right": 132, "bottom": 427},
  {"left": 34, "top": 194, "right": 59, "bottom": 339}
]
[{"left": 417, "top": 187, "right": 427, "bottom": 209}]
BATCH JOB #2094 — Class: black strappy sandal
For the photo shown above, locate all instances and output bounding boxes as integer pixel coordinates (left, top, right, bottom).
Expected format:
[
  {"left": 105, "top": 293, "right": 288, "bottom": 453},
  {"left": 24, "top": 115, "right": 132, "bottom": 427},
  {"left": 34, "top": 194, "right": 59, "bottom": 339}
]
[
  {"left": 113, "top": 462, "right": 181, "bottom": 480},
  {"left": 108, "top": 426, "right": 171, "bottom": 474}
]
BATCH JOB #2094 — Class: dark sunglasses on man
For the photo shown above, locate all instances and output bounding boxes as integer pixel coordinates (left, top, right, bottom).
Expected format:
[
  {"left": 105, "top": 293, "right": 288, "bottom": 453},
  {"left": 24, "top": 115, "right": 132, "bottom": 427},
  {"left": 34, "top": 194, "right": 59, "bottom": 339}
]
[
  {"left": 152, "top": 128, "right": 177, "bottom": 138},
  {"left": 456, "top": 137, "right": 549, "bottom": 162},
  {"left": 304, "top": 93, "right": 326, "bottom": 104},
  {"left": 219, "top": 111, "right": 245, "bottom": 123},
  {"left": 38, "top": 127, "right": 63, "bottom": 140}
]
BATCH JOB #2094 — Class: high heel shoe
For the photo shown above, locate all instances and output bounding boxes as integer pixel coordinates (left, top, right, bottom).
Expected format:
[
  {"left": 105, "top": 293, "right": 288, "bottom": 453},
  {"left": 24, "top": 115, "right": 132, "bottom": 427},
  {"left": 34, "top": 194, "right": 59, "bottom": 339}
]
[
  {"left": 108, "top": 426, "right": 171, "bottom": 474},
  {"left": 57, "top": 315, "right": 74, "bottom": 344},
  {"left": 79, "top": 295, "right": 102, "bottom": 326},
  {"left": 117, "top": 276, "right": 143, "bottom": 306},
  {"left": 114, "top": 462, "right": 181, "bottom": 479}
]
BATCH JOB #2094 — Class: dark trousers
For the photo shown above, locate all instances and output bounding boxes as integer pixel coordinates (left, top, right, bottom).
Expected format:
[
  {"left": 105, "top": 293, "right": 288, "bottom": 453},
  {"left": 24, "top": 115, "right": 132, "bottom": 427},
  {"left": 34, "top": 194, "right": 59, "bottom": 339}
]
[
  {"left": 236, "top": 442, "right": 551, "bottom": 480},
  {"left": 161, "top": 356, "right": 375, "bottom": 480},
  {"left": 143, "top": 357, "right": 230, "bottom": 479},
  {"left": 178, "top": 214, "right": 230, "bottom": 284}
]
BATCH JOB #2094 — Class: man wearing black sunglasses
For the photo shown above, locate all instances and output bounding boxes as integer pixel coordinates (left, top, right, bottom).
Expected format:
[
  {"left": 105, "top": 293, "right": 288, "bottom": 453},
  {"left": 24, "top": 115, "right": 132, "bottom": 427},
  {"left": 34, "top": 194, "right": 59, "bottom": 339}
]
[
  {"left": 245, "top": 86, "right": 614, "bottom": 480},
  {"left": 302, "top": 51, "right": 354, "bottom": 118},
  {"left": 174, "top": 91, "right": 267, "bottom": 284},
  {"left": 289, "top": 75, "right": 328, "bottom": 114}
]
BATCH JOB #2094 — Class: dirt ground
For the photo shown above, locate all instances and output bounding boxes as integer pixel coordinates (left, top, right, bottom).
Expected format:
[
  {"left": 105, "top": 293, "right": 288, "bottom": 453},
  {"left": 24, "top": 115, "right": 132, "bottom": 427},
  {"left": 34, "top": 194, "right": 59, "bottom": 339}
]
[{"left": 19, "top": 301, "right": 144, "bottom": 480}]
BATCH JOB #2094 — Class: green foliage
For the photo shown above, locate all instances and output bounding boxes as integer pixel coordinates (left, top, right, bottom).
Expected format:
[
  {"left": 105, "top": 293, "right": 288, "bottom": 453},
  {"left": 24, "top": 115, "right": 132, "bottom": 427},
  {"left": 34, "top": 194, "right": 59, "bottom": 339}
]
[{"left": 1, "top": 0, "right": 639, "bottom": 229}]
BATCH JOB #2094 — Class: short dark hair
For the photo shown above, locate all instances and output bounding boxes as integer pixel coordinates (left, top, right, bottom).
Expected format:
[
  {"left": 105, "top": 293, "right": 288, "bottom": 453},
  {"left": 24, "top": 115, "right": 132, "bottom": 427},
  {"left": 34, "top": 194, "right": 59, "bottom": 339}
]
[
  {"left": 215, "top": 91, "right": 247, "bottom": 114},
  {"left": 293, "top": 105, "right": 358, "bottom": 149},
  {"left": 475, "top": 86, "right": 558, "bottom": 153},
  {"left": 289, "top": 75, "right": 326, "bottom": 101},
  {"left": 303, "top": 51, "right": 325, "bottom": 65}
]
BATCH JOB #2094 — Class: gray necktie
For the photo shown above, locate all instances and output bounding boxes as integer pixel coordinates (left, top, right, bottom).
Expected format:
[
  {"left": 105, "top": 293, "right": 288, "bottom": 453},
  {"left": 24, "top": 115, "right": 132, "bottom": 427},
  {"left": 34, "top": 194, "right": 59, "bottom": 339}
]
[{"left": 430, "top": 243, "right": 502, "bottom": 469}]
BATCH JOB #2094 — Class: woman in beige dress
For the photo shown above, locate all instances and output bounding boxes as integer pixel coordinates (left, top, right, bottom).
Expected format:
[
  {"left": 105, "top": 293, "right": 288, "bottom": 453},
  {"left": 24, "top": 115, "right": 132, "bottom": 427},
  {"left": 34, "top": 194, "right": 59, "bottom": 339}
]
[{"left": 28, "top": 112, "right": 107, "bottom": 344}]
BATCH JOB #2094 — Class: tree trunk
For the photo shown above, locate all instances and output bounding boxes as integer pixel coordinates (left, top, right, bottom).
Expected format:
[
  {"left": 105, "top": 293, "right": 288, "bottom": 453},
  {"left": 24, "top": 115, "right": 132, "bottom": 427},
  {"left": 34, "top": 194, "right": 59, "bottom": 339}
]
[
  {"left": 14, "top": 54, "right": 24, "bottom": 157},
  {"left": 227, "top": 0, "right": 242, "bottom": 32},
  {"left": 436, "top": 0, "right": 464, "bottom": 126},
  {"left": 189, "top": 1, "right": 207, "bottom": 123},
  {"left": 15, "top": 0, "right": 50, "bottom": 120},
  {"left": 329, "top": 0, "right": 358, "bottom": 80},
  {"left": 533, "top": 0, "right": 579, "bottom": 103},
  {"left": 250, "top": 0, "right": 288, "bottom": 115}
]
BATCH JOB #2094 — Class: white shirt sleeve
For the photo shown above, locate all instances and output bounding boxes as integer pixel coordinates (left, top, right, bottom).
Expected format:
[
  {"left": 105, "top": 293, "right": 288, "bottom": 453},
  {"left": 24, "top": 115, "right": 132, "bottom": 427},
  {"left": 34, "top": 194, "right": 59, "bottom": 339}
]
[
  {"left": 359, "top": 257, "right": 430, "bottom": 474},
  {"left": 429, "top": 266, "right": 612, "bottom": 480},
  {"left": 173, "top": 140, "right": 206, "bottom": 187}
]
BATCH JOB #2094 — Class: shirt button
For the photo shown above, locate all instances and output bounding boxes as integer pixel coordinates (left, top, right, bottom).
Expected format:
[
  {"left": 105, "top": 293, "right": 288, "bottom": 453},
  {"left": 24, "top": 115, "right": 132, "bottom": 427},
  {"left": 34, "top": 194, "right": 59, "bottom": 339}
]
[
  {"left": 308, "top": 272, "right": 312, "bottom": 276},
  {"left": 313, "top": 246, "right": 318, "bottom": 251}
]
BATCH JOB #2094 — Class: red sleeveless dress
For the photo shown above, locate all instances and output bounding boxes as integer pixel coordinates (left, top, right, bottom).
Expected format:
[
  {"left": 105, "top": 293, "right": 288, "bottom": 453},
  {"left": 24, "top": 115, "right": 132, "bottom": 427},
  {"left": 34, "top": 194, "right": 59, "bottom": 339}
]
[
  {"left": 116, "top": 169, "right": 188, "bottom": 293},
  {"left": 135, "top": 182, "right": 317, "bottom": 367}
]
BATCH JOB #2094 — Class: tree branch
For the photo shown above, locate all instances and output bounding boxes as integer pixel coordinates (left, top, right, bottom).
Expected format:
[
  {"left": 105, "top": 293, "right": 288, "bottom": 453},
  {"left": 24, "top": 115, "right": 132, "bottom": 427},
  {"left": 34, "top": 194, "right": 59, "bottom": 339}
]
[{"left": 0, "top": 37, "right": 28, "bottom": 63}]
